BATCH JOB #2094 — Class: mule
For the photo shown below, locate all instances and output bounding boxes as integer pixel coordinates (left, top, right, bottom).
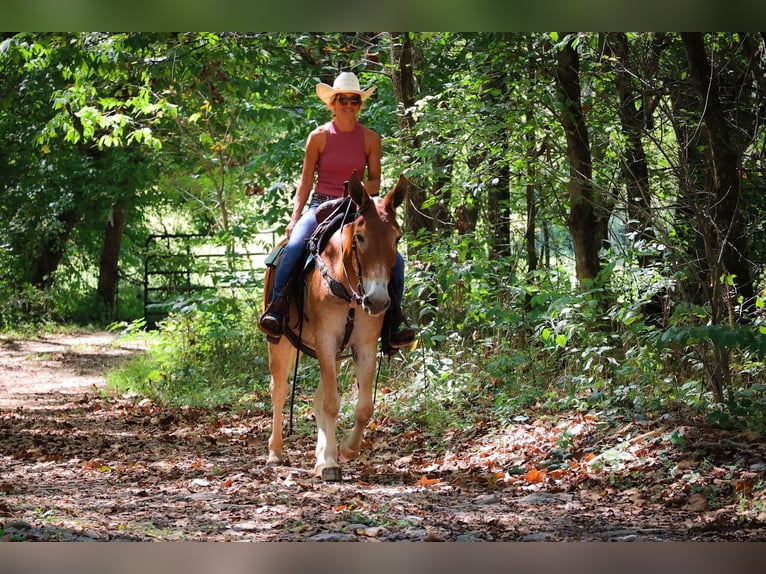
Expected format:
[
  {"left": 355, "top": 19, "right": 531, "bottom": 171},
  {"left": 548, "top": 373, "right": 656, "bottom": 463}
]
[{"left": 263, "top": 170, "right": 407, "bottom": 481}]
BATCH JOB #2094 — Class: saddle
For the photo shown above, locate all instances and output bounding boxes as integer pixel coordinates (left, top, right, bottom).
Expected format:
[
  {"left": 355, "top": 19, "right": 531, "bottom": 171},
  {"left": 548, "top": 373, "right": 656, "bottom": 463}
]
[
  {"left": 264, "top": 196, "right": 355, "bottom": 286},
  {"left": 263, "top": 195, "right": 400, "bottom": 356},
  {"left": 263, "top": 197, "right": 357, "bottom": 356}
]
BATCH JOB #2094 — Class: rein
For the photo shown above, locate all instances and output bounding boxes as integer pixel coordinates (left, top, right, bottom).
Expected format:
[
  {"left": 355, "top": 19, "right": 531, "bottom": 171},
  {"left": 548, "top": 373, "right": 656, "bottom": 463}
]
[
  {"left": 288, "top": 198, "right": 366, "bottom": 435},
  {"left": 310, "top": 198, "right": 368, "bottom": 305},
  {"left": 288, "top": 285, "right": 305, "bottom": 436}
]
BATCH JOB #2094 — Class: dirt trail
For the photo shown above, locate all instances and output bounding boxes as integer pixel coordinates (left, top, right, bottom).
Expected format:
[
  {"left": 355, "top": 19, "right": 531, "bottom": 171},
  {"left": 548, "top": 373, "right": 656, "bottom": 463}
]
[
  {"left": 1, "top": 331, "right": 765, "bottom": 541},
  {"left": 0, "top": 332, "right": 143, "bottom": 411}
]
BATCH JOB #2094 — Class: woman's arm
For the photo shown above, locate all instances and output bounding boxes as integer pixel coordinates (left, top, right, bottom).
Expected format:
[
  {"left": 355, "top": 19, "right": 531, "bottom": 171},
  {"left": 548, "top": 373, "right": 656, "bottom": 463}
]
[
  {"left": 364, "top": 127, "right": 381, "bottom": 196},
  {"left": 286, "top": 128, "right": 323, "bottom": 237}
]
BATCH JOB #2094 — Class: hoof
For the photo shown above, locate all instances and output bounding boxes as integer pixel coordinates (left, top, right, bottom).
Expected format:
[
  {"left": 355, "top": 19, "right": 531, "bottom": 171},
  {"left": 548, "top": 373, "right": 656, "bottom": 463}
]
[
  {"left": 266, "top": 453, "right": 283, "bottom": 466},
  {"left": 321, "top": 466, "right": 342, "bottom": 482}
]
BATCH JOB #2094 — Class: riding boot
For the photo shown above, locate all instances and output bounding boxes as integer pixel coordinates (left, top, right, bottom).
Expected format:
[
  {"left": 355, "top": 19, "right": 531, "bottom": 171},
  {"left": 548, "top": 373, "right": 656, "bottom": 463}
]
[
  {"left": 259, "top": 295, "right": 289, "bottom": 341},
  {"left": 389, "top": 320, "right": 416, "bottom": 349},
  {"left": 384, "top": 285, "right": 416, "bottom": 351}
]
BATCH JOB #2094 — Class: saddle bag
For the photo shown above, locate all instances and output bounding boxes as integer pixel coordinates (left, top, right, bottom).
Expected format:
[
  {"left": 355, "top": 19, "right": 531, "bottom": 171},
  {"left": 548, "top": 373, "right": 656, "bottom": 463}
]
[{"left": 264, "top": 242, "right": 286, "bottom": 268}]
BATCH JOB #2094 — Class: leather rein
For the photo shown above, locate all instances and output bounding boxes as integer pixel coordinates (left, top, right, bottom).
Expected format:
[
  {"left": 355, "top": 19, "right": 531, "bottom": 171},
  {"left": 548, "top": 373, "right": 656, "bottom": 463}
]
[
  {"left": 309, "top": 199, "right": 368, "bottom": 306},
  {"left": 287, "top": 197, "right": 382, "bottom": 436}
]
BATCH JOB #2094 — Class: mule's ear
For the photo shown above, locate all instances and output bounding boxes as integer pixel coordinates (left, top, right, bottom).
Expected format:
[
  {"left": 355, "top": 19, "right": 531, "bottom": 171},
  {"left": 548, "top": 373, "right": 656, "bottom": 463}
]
[
  {"left": 385, "top": 173, "right": 408, "bottom": 211},
  {"left": 348, "top": 170, "right": 371, "bottom": 211}
]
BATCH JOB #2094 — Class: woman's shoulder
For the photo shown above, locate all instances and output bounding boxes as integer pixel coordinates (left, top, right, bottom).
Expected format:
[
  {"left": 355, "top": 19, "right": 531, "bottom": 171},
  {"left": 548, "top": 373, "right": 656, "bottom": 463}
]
[
  {"left": 306, "top": 123, "right": 330, "bottom": 148},
  {"left": 362, "top": 125, "right": 381, "bottom": 152},
  {"left": 310, "top": 122, "right": 331, "bottom": 136},
  {"left": 361, "top": 124, "right": 380, "bottom": 140}
]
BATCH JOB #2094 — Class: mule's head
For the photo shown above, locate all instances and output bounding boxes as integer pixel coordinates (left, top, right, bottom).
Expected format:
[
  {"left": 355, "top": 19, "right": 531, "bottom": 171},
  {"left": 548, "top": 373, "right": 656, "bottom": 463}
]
[{"left": 345, "top": 170, "right": 407, "bottom": 316}]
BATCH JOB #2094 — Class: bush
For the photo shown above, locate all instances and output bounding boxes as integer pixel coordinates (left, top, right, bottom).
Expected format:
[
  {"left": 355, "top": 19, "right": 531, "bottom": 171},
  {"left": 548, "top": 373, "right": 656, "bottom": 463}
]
[
  {"left": 108, "top": 292, "right": 271, "bottom": 408},
  {"left": 0, "top": 282, "right": 64, "bottom": 331},
  {"left": 107, "top": 230, "right": 766, "bottom": 434}
]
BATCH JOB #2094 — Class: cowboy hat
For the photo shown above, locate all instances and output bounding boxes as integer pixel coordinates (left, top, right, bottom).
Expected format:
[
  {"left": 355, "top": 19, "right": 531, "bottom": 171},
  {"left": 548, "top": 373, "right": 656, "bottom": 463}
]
[{"left": 316, "top": 72, "right": 376, "bottom": 105}]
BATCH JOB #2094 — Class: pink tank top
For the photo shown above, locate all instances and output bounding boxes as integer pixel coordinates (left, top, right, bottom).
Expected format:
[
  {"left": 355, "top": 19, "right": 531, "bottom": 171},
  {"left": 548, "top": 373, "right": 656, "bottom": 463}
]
[{"left": 315, "top": 121, "right": 367, "bottom": 198}]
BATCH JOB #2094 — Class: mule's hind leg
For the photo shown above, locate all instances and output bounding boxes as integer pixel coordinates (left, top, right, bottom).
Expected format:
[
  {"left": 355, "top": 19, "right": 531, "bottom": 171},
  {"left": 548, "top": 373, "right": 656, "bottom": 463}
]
[{"left": 267, "top": 340, "right": 295, "bottom": 465}]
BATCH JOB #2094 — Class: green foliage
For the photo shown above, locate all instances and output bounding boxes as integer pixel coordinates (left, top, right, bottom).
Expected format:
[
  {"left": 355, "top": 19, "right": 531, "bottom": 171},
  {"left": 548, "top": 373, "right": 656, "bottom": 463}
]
[
  {"left": 384, "top": 228, "right": 766, "bottom": 431},
  {"left": 4, "top": 32, "right": 766, "bottom": 433},
  {"left": 0, "top": 282, "right": 63, "bottom": 330},
  {"left": 108, "top": 293, "right": 270, "bottom": 408},
  {"left": 380, "top": 339, "right": 486, "bottom": 436},
  {"left": 659, "top": 324, "right": 766, "bottom": 359}
]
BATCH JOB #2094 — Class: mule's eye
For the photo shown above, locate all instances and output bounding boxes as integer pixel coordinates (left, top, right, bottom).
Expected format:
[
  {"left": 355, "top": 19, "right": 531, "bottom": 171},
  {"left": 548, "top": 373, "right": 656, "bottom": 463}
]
[{"left": 355, "top": 234, "right": 365, "bottom": 244}]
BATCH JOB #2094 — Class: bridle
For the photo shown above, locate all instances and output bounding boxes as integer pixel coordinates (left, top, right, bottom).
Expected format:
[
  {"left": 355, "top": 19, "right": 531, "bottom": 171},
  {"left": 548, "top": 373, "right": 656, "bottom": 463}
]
[
  {"left": 310, "top": 198, "right": 370, "bottom": 306},
  {"left": 288, "top": 198, "right": 377, "bottom": 435}
]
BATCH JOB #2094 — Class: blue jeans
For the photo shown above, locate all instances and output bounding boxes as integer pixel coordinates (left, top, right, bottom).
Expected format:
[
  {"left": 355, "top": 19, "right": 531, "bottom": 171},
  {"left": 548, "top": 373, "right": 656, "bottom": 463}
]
[{"left": 271, "top": 198, "right": 405, "bottom": 309}]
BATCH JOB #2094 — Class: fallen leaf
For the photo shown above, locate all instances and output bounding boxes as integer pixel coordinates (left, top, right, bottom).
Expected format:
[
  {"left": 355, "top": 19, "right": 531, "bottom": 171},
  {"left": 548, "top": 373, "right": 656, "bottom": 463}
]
[
  {"left": 525, "top": 468, "right": 546, "bottom": 484},
  {"left": 735, "top": 479, "right": 753, "bottom": 496},
  {"left": 415, "top": 475, "right": 440, "bottom": 487},
  {"left": 686, "top": 492, "right": 708, "bottom": 512},
  {"left": 739, "top": 430, "right": 761, "bottom": 442},
  {"left": 0, "top": 481, "right": 15, "bottom": 493},
  {"left": 676, "top": 457, "right": 697, "bottom": 470},
  {"left": 423, "top": 530, "right": 445, "bottom": 542}
]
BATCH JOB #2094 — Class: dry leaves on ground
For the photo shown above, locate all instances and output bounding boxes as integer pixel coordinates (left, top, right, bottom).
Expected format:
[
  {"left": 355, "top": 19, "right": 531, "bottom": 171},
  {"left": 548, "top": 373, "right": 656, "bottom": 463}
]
[{"left": 1, "top": 332, "right": 765, "bottom": 541}]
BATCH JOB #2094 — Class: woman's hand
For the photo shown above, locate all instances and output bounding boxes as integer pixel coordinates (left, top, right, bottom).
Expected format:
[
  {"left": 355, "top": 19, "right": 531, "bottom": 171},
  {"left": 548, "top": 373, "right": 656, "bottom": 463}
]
[{"left": 285, "top": 218, "right": 297, "bottom": 239}]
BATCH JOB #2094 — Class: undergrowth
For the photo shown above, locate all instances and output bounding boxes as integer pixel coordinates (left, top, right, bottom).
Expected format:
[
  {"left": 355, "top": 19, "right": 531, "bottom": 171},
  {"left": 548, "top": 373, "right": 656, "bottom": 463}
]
[
  {"left": 107, "top": 293, "right": 271, "bottom": 408},
  {"left": 105, "top": 232, "right": 766, "bottom": 436}
]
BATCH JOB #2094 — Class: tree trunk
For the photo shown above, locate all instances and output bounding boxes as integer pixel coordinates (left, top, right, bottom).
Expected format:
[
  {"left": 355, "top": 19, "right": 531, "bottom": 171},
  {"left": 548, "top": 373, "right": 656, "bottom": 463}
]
[
  {"left": 681, "top": 33, "right": 755, "bottom": 313},
  {"left": 524, "top": 47, "right": 539, "bottom": 276},
  {"left": 606, "top": 32, "right": 656, "bottom": 266},
  {"left": 390, "top": 33, "right": 427, "bottom": 241},
  {"left": 668, "top": 76, "right": 710, "bottom": 305},
  {"left": 31, "top": 209, "right": 80, "bottom": 288},
  {"left": 390, "top": 33, "right": 451, "bottom": 240},
  {"left": 97, "top": 199, "right": 128, "bottom": 313},
  {"left": 554, "top": 34, "right": 602, "bottom": 284},
  {"left": 487, "top": 162, "right": 511, "bottom": 260},
  {"left": 525, "top": 156, "right": 538, "bottom": 274}
]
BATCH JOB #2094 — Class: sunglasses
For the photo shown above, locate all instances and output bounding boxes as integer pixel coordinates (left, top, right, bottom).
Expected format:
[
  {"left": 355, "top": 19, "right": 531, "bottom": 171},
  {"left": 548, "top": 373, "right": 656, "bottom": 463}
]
[{"left": 335, "top": 94, "right": 362, "bottom": 106}]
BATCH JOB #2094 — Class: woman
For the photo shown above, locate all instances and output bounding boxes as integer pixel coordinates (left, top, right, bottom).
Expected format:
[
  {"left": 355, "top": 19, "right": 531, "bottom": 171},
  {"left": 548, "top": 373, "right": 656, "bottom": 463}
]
[{"left": 259, "top": 71, "right": 414, "bottom": 349}]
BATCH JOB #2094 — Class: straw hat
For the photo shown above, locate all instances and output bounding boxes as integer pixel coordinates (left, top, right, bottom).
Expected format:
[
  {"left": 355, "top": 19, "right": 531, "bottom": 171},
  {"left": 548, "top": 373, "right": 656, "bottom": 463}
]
[{"left": 316, "top": 72, "right": 376, "bottom": 105}]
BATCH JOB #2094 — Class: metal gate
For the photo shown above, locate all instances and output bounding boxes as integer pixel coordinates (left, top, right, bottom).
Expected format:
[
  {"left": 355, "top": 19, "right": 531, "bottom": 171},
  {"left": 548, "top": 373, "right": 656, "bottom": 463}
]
[{"left": 143, "top": 232, "right": 277, "bottom": 326}]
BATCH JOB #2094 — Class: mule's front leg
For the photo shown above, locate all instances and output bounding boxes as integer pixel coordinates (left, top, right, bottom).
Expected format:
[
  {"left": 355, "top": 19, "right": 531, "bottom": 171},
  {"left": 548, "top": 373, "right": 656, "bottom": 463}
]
[
  {"left": 314, "top": 352, "right": 342, "bottom": 481},
  {"left": 340, "top": 346, "right": 376, "bottom": 462},
  {"left": 267, "top": 341, "right": 294, "bottom": 465}
]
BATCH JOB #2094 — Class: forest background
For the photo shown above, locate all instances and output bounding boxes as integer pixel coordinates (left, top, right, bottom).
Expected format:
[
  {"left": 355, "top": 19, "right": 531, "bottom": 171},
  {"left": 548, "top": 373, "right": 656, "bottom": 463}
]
[{"left": 2, "top": 32, "right": 766, "bottom": 438}]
